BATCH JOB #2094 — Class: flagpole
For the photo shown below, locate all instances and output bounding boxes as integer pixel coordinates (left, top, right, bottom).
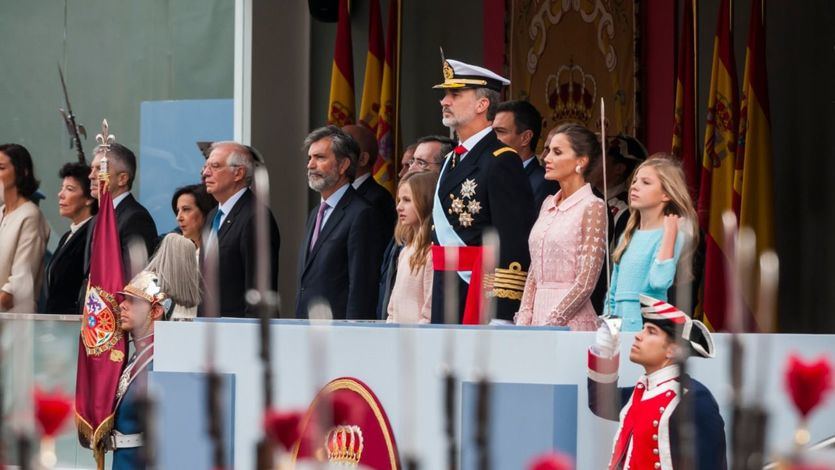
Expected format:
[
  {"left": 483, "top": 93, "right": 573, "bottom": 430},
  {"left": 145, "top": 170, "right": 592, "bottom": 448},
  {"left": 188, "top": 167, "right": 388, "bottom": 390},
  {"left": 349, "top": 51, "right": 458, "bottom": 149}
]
[
  {"left": 394, "top": 0, "right": 402, "bottom": 174},
  {"left": 693, "top": 0, "right": 699, "bottom": 169}
]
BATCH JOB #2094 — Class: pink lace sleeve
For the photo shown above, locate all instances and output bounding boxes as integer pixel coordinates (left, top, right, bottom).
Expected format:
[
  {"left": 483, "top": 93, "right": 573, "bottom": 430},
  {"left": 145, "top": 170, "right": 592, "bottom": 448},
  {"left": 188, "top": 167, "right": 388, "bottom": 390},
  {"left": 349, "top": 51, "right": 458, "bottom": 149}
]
[
  {"left": 547, "top": 200, "right": 607, "bottom": 325},
  {"left": 514, "top": 256, "right": 537, "bottom": 325}
]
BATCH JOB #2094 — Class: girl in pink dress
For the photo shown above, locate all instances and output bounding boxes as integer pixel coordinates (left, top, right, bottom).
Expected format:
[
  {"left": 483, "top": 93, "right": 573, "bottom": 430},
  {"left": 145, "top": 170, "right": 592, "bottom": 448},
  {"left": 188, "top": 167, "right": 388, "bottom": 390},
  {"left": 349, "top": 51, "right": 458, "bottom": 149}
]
[
  {"left": 515, "top": 124, "right": 606, "bottom": 330},
  {"left": 386, "top": 172, "right": 438, "bottom": 323}
]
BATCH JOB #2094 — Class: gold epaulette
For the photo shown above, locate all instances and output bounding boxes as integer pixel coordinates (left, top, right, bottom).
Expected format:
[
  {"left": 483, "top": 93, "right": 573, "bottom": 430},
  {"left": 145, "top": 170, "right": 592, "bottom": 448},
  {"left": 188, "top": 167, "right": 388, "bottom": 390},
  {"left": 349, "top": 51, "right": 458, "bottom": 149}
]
[
  {"left": 483, "top": 262, "right": 527, "bottom": 300},
  {"left": 493, "top": 146, "right": 515, "bottom": 157}
]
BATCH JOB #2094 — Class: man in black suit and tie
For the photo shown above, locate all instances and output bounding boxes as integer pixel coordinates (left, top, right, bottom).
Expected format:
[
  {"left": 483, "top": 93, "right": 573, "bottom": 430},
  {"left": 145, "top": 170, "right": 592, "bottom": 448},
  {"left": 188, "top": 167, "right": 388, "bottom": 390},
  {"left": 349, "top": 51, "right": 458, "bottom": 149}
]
[
  {"left": 341, "top": 125, "right": 396, "bottom": 241},
  {"left": 493, "top": 100, "right": 558, "bottom": 211},
  {"left": 297, "top": 126, "right": 385, "bottom": 320},
  {"left": 84, "top": 143, "right": 158, "bottom": 281},
  {"left": 202, "top": 141, "right": 280, "bottom": 317}
]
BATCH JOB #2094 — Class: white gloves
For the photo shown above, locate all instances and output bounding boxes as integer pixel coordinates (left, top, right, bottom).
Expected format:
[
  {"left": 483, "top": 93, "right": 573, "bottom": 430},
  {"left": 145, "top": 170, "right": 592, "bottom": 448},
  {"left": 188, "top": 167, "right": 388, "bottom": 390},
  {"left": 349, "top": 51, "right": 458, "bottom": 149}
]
[{"left": 594, "top": 321, "right": 620, "bottom": 358}]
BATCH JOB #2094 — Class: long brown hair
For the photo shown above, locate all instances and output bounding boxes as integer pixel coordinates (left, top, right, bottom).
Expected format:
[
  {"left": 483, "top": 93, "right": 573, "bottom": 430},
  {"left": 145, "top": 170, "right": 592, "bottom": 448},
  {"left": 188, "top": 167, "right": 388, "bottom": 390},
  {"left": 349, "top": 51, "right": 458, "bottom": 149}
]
[
  {"left": 394, "top": 171, "right": 438, "bottom": 273},
  {"left": 612, "top": 154, "right": 699, "bottom": 281}
]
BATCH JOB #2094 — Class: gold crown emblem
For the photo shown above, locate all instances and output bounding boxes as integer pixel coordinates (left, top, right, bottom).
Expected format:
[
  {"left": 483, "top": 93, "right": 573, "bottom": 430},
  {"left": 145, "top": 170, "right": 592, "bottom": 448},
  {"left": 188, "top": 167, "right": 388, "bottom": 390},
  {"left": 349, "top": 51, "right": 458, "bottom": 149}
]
[
  {"left": 545, "top": 63, "right": 597, "bottom": 125},
  {"left": 442, "top": 61, "right": 454, "bottom": 80},
  {"left": 325, "top": 424, "right": 364, "bottom": 466}
]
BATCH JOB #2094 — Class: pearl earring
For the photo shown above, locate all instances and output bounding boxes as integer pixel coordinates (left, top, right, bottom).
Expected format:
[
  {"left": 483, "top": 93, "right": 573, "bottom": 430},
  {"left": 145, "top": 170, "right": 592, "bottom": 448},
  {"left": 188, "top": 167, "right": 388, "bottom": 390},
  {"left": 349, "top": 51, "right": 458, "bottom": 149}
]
[{"left": 575, "top": 165, "right": 582, "bottom": 174}]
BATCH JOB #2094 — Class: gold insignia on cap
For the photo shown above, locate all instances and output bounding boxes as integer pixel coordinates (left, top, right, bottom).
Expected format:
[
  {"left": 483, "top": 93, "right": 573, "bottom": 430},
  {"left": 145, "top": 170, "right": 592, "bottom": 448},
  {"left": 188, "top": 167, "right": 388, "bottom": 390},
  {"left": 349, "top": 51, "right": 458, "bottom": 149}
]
[{"left": 443, "top": 61, "right": 454, "bottom": 80}]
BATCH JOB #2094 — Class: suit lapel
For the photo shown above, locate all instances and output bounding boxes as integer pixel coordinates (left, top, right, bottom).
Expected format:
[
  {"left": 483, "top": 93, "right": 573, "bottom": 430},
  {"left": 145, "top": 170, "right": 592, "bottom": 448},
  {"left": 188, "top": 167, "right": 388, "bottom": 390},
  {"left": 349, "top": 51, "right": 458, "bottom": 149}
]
[
  {"left": 303, "top": 188, "right": 353, "bottom": 274},
  {"left": 438, "top": 131, "right": 495, "bottom": 197},
  {"left": 217, "top": 189, "right": 252, "bottom": 241}
]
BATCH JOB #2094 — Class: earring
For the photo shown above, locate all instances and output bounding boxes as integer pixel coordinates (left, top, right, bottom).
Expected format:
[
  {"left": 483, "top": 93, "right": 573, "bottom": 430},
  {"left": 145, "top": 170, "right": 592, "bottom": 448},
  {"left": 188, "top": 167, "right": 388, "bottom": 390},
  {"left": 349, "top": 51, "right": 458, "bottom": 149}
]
[{"left": 575, "top": 165, "right": 582, "bottom": 174}]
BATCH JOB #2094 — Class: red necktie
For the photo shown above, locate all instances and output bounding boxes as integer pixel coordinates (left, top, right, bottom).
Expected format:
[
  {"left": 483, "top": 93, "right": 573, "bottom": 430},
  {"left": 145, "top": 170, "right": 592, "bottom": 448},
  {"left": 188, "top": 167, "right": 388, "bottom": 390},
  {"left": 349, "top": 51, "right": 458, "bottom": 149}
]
[{"left": 452, "top": 144, "right": 467, "bottom": 168}]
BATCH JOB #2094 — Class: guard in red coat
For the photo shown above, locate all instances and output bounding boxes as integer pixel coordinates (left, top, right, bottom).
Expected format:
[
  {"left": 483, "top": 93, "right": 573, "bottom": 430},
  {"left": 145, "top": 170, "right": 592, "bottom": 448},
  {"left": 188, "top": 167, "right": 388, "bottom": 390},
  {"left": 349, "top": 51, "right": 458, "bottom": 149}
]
[{"left": 588, "top": 295, "right": 727, "bottom": 470}]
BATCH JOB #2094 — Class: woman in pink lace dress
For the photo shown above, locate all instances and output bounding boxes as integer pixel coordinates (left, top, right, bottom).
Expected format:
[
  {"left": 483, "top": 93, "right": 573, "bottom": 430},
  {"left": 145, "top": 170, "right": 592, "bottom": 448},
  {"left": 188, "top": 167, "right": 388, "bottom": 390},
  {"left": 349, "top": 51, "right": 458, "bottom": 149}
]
[{"left": 515, "top": 124, "right": 606, "bottom": 330}]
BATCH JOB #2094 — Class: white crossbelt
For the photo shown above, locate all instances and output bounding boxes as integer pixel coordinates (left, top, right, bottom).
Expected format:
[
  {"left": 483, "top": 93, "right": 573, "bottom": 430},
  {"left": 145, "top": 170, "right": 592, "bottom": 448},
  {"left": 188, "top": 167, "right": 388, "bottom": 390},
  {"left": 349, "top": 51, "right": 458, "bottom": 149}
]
[{"left": 111, "top": 431, "right": 143, "bottom": 449}]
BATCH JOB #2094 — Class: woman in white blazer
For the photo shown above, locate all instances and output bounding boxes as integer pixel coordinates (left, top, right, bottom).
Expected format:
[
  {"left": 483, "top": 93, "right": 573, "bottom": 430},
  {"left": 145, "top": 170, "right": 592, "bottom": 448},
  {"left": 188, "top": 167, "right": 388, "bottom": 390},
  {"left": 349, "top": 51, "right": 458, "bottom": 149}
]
[{"left": 0, "top": 144, "right": 50, "bottom": 313}]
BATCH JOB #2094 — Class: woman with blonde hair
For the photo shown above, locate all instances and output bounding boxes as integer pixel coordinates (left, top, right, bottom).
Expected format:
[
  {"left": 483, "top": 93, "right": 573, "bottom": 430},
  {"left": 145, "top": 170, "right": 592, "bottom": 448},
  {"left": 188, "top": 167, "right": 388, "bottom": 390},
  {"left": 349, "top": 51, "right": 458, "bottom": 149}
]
[
  {"left": 606, "top": 154, "right": 698, "bottom": 332},
  {"left": 386, "top": 171, "right": 437, "bottom": 323}
]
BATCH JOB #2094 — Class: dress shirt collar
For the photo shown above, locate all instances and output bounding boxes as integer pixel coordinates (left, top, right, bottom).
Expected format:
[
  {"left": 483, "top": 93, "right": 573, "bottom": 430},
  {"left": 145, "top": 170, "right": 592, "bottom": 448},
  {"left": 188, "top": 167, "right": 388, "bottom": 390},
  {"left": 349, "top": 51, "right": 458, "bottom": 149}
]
[
  {"left": 322, "top": 182, "right": 351, "bottom": 208},
  {"left": 551, "top": 183, "right": 594, "bottom": 212},
  {"left": 218, "top": 187, "right": 249, "bottom": 217},
  {"left": 457, "top": 125, "right": 493, "bottom": 160},
  {"left": 69, "top": 216, "right": 93, "bottom": 236},
  {"left": 352, "top": 173, "right": 371, "bottom": 189},
  {"left": 112, "top": 192, "right": 130, "bottom": 208}
]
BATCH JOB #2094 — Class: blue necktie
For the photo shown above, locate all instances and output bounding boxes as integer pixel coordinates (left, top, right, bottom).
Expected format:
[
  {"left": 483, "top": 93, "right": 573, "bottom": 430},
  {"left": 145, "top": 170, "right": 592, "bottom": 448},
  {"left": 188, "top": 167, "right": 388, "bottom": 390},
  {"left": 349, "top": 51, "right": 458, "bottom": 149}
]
[{"left": 211, "top": 209, "right": 224, "bottom": 235}]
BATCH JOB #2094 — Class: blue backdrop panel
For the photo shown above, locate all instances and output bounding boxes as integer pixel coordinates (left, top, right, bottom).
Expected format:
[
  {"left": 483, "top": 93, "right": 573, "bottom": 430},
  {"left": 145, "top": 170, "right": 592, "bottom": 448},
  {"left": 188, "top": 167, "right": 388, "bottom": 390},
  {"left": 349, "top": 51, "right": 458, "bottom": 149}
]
[
  {"left": 148, "top": 371, "right": 235, "bottom": 469},
  {"left": 138, "top": 99, "right": 233, "bottom": 234},
  {"left": 460, "top": 381, "right": 578, "bottom": 469}
]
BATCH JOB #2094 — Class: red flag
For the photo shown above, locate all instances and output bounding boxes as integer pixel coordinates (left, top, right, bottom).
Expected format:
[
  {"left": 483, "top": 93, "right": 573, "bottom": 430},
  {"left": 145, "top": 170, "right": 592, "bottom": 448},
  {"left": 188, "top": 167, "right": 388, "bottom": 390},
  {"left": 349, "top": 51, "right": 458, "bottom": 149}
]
[
  {"left": 75, "top": 172, "right": 127, "bottom": 468},
  {"left": 373, "top": 0, "right": 399, "bottom": 195},
  {"left": 671, "top": 0, "right": 698, "bottom": 199},
  {"left": 327, "top": 0, "right": 356, "bottom": 127},
  {"left": 358, "top": 0, "right": 384, "bottom": 131},
  {"left": 697, "top": 0, "right": 739, "bottom": 331}
]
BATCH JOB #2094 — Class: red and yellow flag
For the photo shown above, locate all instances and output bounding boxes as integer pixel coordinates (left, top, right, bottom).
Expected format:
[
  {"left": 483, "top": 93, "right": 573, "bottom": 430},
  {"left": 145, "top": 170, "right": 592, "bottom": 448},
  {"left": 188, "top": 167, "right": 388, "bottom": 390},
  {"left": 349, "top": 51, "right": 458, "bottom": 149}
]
[
  {"left": 358, "top": 0, "right": 383, "bottom": 131},
  {"left": 373, "top": 0, "right": 399, "bottom": 195},
  {"left": 737, "top": 0, "right": 774, "bottom": 254},
  {"left": 75, "top": 169, "right": 127, "bottom": 469},
  {"left": 698, "top": 0, "right": 738, "bottom": 331},
  {"left": 672, "top": 0, "right": 698, "bottom": 200},
  {"left": 327, "top": 0, "right": 355, "bottom": 127}
]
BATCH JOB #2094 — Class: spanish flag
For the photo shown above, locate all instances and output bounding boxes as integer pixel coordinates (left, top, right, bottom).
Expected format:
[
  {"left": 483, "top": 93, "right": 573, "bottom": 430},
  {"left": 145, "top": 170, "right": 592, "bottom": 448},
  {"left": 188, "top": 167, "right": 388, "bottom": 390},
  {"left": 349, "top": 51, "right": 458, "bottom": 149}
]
[
  {"left": 75, "top": 160, "right": 128, "bottom": 469},
  {"left": 327, "top": 0, "right": 355, "bottom": 127},
  {"left": 358, "top": 0, "right": 383, "bottom": 131},
  {"left": 698, "top": 0, "right": 738, "bottom": 331},
  {"left": 737, "top": 0, "right": 774, "bottom": 255},
  {"left": 373, "top": 0, "right": 399, "bottom": 195},
  {"left": 671, "top": 0, "right": 698, "bottom": 200}
]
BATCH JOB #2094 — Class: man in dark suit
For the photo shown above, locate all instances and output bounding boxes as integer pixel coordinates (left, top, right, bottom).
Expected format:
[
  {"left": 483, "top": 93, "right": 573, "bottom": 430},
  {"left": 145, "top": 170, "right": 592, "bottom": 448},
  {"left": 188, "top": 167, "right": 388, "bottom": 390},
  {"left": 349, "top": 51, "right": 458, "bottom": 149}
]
[
  {"left": 84, "top": 143, "right": 158, "bottom": 282},
  {"left": 431, "top": 59, "right": 536, "bottom": 324},
  {"left": 297, "top": 126, "right": 385, "bottom": 320},
  {"left": 494, "top": 100, "right": 558, "bottom": 211},
  {"left": 342, "top": 125, "right": 396, "bottom": 242},
  {"left": 201, "top": 141, "right": 280, "bottom": 317}
]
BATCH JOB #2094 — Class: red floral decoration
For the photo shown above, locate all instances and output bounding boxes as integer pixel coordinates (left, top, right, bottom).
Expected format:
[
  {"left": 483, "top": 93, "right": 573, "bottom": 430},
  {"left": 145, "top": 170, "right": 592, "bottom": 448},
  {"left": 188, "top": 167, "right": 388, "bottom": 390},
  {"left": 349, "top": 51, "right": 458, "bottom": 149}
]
[
  {"left": 34, "top": 387, "right": 74, "bottom": 437},
  {"left": 528, "top": 451, "right": 574, "bottom": 470},
  {"left": 786, "top": 354, "right": 833, "bottom": 418},
  {"left": 263, "top": 409, "right": 305, "bottom": 451}
]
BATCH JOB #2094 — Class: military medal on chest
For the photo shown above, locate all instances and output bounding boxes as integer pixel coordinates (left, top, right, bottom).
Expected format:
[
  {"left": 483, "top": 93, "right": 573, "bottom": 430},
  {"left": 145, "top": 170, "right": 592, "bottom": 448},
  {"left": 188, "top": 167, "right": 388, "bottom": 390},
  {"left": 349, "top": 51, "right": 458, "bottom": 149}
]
[{"left": 448, "top": 178, "right": 481, "bottom": 227}]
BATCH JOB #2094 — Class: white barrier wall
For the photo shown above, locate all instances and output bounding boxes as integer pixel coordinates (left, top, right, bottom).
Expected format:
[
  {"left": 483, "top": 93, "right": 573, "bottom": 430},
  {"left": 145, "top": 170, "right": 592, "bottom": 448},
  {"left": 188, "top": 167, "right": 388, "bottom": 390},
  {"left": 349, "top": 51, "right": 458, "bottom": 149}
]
[{"left": 153, "top": 319, "right": 835, "bottom": 469}]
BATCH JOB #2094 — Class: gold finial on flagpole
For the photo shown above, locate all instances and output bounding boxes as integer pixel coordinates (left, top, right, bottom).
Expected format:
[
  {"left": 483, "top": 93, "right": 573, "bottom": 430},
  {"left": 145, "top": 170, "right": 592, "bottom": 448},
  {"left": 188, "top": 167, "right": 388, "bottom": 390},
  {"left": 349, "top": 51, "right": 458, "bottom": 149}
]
[{"left": 95, "top": 119, "right": 116, "bottom": 184}]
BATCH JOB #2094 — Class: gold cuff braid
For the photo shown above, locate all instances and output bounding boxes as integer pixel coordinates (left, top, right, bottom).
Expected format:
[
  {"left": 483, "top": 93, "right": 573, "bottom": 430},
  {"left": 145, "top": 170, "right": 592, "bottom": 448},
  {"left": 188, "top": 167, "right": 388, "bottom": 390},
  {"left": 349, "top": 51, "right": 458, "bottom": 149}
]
[{"left": 484, "top": 262, "right": 527, "bottom": 300}]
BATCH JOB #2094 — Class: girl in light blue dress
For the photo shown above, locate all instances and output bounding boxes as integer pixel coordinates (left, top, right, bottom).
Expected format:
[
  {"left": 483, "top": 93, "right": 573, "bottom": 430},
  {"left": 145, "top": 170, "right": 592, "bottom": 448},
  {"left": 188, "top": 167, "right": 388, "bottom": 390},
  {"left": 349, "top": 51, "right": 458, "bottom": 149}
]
[{"left": 606, "top": 156, "right": 698, "bottom": 331}]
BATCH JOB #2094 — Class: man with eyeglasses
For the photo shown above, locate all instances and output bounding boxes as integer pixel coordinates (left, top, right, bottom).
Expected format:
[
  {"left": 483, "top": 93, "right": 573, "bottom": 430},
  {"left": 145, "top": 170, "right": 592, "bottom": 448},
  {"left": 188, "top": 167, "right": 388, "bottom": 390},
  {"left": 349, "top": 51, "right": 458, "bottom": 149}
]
[
  {"left": 201, "top": 141, "right": 280, "bottom": 317},
  {"left": 406, "top": 135, "right": 455, "bottom": 176}
]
